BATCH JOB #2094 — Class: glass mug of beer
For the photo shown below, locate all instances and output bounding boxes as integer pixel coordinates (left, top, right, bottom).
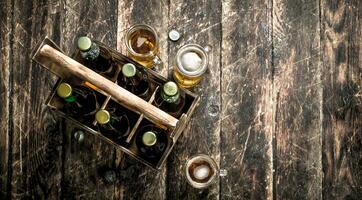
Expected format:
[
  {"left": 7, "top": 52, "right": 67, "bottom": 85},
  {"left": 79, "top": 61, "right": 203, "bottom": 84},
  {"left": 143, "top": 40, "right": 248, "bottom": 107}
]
[
  {"left": 173, "top": 44, "right": 209, "bottom": 88},
  {"left": 185, "top": 154, "right": 227, "bottom": 189},
  {"left": 124, "top": 24, "right": 162, "bottom": 68}
]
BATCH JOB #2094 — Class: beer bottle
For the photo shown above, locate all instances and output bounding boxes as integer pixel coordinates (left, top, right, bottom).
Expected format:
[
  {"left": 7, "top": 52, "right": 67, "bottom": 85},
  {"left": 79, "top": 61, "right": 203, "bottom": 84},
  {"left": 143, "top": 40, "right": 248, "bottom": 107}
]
[
  {"left": 154, "top": 81, "right": 185, "bottom": 118},
  {"left": 118, "top": 63, "right": 151, "bottom": 100},
  {"left": 77, "top": 36, "right": 114, "bottom": 75},
  {"left": 56, "top": 82, "right": 98, "bottom": 117},
  {"left": 135, "top": 125, "right": 168, "bottom": 161},
  {"left": 95, "top": 109, "right": 130, "bottom": 142}
]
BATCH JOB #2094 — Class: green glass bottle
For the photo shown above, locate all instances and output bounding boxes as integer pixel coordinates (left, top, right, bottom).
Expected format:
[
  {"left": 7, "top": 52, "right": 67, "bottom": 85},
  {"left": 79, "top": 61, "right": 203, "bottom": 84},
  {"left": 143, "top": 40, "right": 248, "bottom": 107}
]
[
  {"left": 118, "top": 63, "right": 151, "bottom": 100},
  {"left": 154, "top": 81, "right": 185, "bottom": 118},
  {"left": 77, "top": 36, "right": 115, "bottom": 75},
  {"left": 95, "top": 109, "right": 130, "bottom": 143},
  {"left": 135, "top": 124, "right": 168, "bottom": 161},
  {"left": 56, "top": 82, "right": 98, "bottom": 117}
]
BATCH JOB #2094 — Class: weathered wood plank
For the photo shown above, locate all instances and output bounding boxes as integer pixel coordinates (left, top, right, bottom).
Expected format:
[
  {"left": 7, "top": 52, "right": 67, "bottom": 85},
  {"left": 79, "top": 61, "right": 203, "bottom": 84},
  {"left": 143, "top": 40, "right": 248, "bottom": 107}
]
[
  {"left": 321, "top": 0, "right": 362, "bottom": 199},
  {"left": 272, "top": 0, "right": 323, "bottom": 199},
  {"left": 166, "top": 0, "right": 221, "bottom": 199},
  {"left": 116, "top": 0, "right": 169, "bottom": 199},
  {"left": 61, "top": 0, "right": 119, "bottom": 199},
  {"left": 9, "top": 0, "right": 64, "bottom": 199},
  {"left": 0, "top": 0, "right": 12, "bottom": 198},
  {"left": 220, "top": 0, "right": 273, "bottom": 199}
]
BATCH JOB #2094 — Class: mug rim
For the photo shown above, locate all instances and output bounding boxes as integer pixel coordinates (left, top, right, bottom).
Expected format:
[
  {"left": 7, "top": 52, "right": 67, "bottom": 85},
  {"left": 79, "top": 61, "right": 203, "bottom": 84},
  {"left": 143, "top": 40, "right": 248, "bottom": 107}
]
[
  {"left": 175, "top": 44, "right": 208, "bottom": 77},
  {"left": 185, "top": 154, "right": 218, "bottom": 189}
]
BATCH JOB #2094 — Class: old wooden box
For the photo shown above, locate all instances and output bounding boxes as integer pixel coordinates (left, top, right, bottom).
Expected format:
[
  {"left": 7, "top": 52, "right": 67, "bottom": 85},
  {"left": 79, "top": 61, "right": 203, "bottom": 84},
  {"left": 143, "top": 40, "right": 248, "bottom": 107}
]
[{"left": 32, "top": 37, "right": 199, "bottom": 170}]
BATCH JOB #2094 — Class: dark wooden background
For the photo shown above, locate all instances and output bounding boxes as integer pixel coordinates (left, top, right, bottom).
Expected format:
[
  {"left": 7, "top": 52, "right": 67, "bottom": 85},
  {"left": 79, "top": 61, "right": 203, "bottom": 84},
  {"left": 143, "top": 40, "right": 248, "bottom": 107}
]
[{"left": 0, "top": 0, "right": 361, "bottom": 199}]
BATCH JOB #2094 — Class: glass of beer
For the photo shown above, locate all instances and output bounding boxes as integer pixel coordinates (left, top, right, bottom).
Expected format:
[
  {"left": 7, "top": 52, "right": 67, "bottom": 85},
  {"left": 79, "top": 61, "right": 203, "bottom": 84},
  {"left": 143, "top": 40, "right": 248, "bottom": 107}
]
[
  {"left": 185, "top": 154, "right": 218, "bottom": 189},
  {"left": 173, "top": 44, "right": 209, "bottom": 88},
  {"left": 125, "top": 24, "right": 161, "bottom": 68}
]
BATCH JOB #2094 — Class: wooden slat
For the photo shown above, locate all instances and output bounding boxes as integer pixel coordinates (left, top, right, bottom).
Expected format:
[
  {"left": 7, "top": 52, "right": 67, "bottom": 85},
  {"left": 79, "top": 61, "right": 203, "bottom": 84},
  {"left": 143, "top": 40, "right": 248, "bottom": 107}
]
[
  {"left": 166, "top": 0, "right": 221, "bottom": 199},
  {"left": 220, "top": 0, "right": 273, "bottom": 199},
  {"left": 0, "top": 0, "right": 12, "bottom": 198},
  {"left": 61, "top": 0, "right": 119, "bottom": 199},
  {"left": 116, "top": 0, "right": 169, "bottom": 199},
  {"left": 272, "top": 0, "right": 323, "bottom": 199},
  {"left": 9, "top": 0, "right": 64, "bottom": 199},
  {"left": 321, "top": 0, "right": 362, "bottom": 199}
]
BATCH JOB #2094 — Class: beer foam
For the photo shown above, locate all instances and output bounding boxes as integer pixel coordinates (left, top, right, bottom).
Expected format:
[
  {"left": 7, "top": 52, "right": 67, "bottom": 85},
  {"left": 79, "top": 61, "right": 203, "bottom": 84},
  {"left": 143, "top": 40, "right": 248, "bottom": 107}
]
[
  {"left": 181, "top": 52, "right": 202, "bottom": 71},
  {"left": 193, "top": 165, "right": 210, "bottom": 180}
]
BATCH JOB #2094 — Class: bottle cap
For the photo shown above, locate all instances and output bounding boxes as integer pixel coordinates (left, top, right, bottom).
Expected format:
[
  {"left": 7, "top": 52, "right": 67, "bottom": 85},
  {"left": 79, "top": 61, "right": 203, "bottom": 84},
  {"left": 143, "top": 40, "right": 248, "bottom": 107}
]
[
  {"left": 77, "top": 36, "right": 92, "bottom": 51},
  {"left": 74, "top": 130, "right": 85, "bottom": 143},
  {"left": 163, "top": 81, "right": 178, "bottom": 96},
  {"left": 57, "top": 83, "right": 72, "bottom": 98},
  {"left": 142, "top": 131, "right": 157, "bottom": 146},
  {"left": 122, "top": 63, "right": 136, "bottom": 77},
  {"left": 95, "top": 109, "right": 110, "bottom": 125},
  {"left": 168, "top": 29, "right": 180, "bottom": 42}
]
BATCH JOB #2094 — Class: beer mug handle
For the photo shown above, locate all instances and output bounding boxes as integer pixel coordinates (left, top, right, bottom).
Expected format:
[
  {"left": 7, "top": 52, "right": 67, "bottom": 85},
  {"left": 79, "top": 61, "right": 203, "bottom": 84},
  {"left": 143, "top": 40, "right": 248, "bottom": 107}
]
[
  {"left": 203, "top": 45, "right": 212, "bottom": 53},
  {"left": 219, "top": 169, "right": 228, "bottom": 177},
  {"left": 153, "top": 56, "right": 163, "bottom": 68}
]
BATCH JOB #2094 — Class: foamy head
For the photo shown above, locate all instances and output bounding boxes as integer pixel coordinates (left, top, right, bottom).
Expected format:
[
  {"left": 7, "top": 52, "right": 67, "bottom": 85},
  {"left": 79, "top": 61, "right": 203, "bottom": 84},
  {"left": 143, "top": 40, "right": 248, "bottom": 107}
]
[
  {"left": 193, "top": 165, "right": 211, "bottom": 180},
  {"left": 185, "top": 154, "right": 218, "bottom": 189},
  {"left": 181, "top": 52, "right": 203, "bottom": 72}
]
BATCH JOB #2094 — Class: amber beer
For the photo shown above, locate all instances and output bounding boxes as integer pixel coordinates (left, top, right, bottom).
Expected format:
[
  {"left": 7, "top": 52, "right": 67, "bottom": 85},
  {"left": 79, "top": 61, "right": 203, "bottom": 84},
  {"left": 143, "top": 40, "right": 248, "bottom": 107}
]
[
  {"left": 125, "top": 24, "right": 161, "bottom": 68},
  {"left": 173, "top": 44, "right": 208, "bottom": 88}
]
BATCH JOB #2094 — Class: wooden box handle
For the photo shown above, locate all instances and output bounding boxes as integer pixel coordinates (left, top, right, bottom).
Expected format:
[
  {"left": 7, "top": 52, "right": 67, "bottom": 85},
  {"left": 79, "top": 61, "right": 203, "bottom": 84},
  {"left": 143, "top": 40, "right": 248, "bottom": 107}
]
[{"left": 38, "top": 44, "right": 178, "bottom": 128}]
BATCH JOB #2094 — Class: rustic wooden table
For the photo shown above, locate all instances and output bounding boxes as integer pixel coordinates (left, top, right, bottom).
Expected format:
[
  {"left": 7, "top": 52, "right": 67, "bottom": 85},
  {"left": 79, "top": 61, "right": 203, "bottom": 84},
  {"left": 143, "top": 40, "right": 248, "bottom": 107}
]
[{"left": 0, "top": 0, "right": 361, "bottom": 199}]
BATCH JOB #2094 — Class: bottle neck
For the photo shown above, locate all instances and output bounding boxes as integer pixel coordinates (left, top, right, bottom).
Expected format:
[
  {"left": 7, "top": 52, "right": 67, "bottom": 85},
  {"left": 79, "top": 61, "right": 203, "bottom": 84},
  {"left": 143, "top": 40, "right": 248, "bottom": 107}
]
[
  {"left": 161, "top": 89, "right": 180, "bottom": 104},
  {"left": 123, "top": 74, "right": 136, "bottom": 82},
  {"left": 107, "top": 114, "right": 117, "bottom": 126},
  {"left": 64, "top": 95, "right": 77, "bottom": 103},
  {"left": 80, "top": 43, "right": 100, "bottom": 60}
]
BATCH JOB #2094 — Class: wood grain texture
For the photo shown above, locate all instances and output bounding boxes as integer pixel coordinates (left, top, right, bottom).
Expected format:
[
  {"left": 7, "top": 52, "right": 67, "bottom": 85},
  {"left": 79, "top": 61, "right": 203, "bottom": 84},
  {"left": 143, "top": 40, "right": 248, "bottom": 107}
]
[
  {"left": 166, "top": 0, "right": 221, "bottom": 199},
  {"left": 61, "top": 0, "right": 119, "bottom": 199},
  {"left": 0, "top": 0, "right": 361, "bottom": 199},
  {"left": 321, "top": 0, "right": 362, "bottom": 199},
  {"left": 273, "top": 0, "right": 323, "bottom": 199},
  {"left": 0, "top": 0, "right": 12, "bottom": 198},
  {"left": 9, "top": 0, "right": 64, "bottom": 199},
  {"left": 221, "top": 0, "right": 273, "bottom": 199},
  {"left": 116, "top": 1, "right": 169, "bottom": 199}
]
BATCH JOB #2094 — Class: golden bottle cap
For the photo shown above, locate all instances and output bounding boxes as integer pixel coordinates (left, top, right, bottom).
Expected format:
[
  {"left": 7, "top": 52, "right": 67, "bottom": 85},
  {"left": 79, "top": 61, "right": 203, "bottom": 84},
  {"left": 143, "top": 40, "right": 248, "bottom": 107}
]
[
  {"left": 163, "top": 81, "right": 178, "bottom": 96},
  {"left": 95, "top": 109, "right": 110, "bottom": 125},
  {"left": 122, "top": 63, "right": 136, "bottom": 77},
  {"left": 57, "top": 83, "right": 72, "bottom": 98},
  {"left": 77, "top": 36, "right": 92, "bottom": 51},
  {"left": 142, "top": 131, "right": 157, "bottom": 146}
]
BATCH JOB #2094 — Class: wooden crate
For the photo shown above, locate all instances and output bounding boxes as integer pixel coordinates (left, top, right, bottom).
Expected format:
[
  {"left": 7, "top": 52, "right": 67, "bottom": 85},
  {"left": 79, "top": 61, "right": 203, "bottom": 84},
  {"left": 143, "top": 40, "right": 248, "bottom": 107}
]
[{"left": 32, "top": 37, "right": 199, "bottom": 170}]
